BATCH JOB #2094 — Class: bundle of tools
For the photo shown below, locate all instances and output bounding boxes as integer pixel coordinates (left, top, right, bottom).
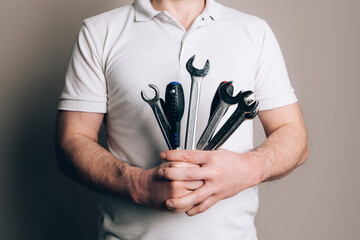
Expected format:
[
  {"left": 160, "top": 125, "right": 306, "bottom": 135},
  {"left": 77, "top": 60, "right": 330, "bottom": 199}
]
[{"left": 141, "top": 55, "right": 259, "bottom": 151}]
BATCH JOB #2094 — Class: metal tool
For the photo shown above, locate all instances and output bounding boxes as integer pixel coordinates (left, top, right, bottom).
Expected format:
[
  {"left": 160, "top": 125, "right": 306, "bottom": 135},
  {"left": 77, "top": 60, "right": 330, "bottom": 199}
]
[
  {"left": 196, "top": 81, "right": 240, "bottom": 150},
  {"left": 185, "top": 55, "right": 210, "bottom": 150},
  {"left": 208, "top": 81, "right": 234, "bottom": 122},
  {"left": 165, "top": 82, "right": 185, "bottom": 149},
  {"left": 203, "top": 91, "right": 259, "bottom": 150},
  {"left": 141, "top": 84, "right": 173, "bottom": 150}
]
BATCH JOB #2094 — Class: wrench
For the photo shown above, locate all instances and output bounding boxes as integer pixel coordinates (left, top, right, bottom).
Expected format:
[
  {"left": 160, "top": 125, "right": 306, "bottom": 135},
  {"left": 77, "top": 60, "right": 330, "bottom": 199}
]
[
  {"left": 141, "top": 84, "right": 173, "bottom": 150},
  {"left": 203, "top": 91, "right": 259, "bottom": 150},
  {"left": 185, "top": 55, "right": 210, "bottom": 150},
  {"left": 196, "top": 81, "right": 240, "bottom": 150},
  {"left": 208, "top": 81, "right": 234, "bottom": 122}
]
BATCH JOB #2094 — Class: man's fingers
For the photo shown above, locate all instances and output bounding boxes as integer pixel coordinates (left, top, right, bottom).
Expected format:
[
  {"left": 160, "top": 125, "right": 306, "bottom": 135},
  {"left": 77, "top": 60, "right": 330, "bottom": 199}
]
[
  {"left": 186, "top": 195, "right": 218, "bottom": 216},
  {"left": 166, "top": 184, "right": 213, "bottom": 211},
  {"left": 160, "top": 150, "right": 209, "bottom": 164},
  {"left": 158, "top": 166, "right": 209, "bottom": 181},
  {"left": 183, "top": 180, "right": 204, "bottom": 190},
  {"left": 159, "top": 161, "right": 200, "bottom": 169}
]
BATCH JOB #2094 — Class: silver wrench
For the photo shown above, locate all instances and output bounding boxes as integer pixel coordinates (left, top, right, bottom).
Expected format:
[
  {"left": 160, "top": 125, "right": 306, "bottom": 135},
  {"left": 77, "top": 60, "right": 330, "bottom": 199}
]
[
  {"left": 196, "top": 81, "right": 240, "bottom": 150},
  {"left": 203, "top": 91, "right": 259, "bottom": 150},
  {"left": 141, "top": 84, "right": 173, "bottom": 150},
  {"left": 185, "top": 55, "right": 210, "bottom": 150}
]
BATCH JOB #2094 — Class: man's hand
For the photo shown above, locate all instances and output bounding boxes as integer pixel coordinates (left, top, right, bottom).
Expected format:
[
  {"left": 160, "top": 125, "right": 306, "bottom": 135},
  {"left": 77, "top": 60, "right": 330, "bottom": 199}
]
[
  {"left": 157, "top": 103, "right": 308, "bottom": 216},
  {"left": 56, "top": 111, "right": 204, "bottom": 212},
  {"left": 157, "top": 150, "right": 263, "bottom": 216},
  {"left": 132, "top": 162, "right": 203, "bottom": 211}
]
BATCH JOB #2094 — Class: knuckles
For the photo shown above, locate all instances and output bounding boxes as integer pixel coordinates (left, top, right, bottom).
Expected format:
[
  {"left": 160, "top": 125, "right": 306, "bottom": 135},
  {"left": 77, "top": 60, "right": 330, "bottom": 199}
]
[
  {"left": 183, "top": 151, "right": 192, "bottom": 161},
  {"left": 161, "top": 168, "right": 175, "bottom": 180},
  {"left": 169, "top": 180, "right": 181, "bottom": 189},
  {"left": 186, "top": 167, "right": 199, "bottom": 179}
]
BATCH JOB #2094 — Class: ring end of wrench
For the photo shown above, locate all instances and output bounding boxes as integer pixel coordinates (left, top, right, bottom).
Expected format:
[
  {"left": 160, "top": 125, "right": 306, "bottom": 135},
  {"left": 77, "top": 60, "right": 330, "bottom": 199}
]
[{"left": 141, "top": 84, "right": 159, "bottom": 102}]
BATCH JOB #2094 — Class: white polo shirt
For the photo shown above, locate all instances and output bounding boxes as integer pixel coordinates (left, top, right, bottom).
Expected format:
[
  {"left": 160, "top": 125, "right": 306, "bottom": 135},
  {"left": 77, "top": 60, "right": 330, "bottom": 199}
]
[{"left": 58, "top": 0, "right": 297, "bottom": 239}]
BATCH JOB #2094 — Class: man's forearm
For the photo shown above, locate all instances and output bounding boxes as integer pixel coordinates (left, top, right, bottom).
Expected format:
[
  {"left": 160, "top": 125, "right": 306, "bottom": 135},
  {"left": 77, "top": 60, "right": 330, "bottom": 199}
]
[
  {"left": 55, "top": 133, "right": 141, "bottom": 199},
  {"left": 252, "top": 122, "right": 309, "bottom": 183}
]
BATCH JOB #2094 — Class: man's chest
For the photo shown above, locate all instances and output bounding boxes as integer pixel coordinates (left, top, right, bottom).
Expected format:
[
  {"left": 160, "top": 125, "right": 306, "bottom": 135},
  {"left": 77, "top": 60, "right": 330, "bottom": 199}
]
[{"left": 103, "top": 23, "right": 259, "bottom": 115}]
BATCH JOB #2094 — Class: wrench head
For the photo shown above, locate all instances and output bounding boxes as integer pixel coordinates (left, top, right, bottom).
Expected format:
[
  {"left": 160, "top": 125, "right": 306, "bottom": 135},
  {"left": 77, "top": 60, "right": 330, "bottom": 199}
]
[
  {"left": 141, "top": 84, "right": 160, "bottom": 104},
  {"left": 244, "top": 109, "right": 259, "bottom": 120},
  {"left": 237, "top": 90, "right": 259, "bottom": 112},
  {"left": 218, "top": 81, "right": 241, "bottom": 105},
  {"left": 186, "top": 55, "right": 210, "bottom": 77}
]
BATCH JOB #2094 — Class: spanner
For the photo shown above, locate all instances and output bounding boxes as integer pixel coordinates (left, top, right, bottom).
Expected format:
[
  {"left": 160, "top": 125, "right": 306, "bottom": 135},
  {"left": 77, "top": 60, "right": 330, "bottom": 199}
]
[
  {"left": 185, "top": 55, "right": 210, "bottom": 150},
  {"left": 196, "top": 81, "right": 240, "bottom": 150},
  {"left": 203, "top": 91, "right": 259, "bottom": 150},
  {"left": 141, "top": 84, "right": 173, "bottom": 150},
  {"left": 208, "top": 81, "right": 234, "bottom": 122}
]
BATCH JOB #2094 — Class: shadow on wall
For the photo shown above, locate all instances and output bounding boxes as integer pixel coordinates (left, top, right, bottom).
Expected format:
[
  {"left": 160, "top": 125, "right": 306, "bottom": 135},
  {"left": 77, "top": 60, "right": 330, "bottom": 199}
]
[
  {"left": 0, "top": 1, "right": 129, "bottom": 239},
  {"left": 8, "top": 42, "right": 100, "bottom": 240}
]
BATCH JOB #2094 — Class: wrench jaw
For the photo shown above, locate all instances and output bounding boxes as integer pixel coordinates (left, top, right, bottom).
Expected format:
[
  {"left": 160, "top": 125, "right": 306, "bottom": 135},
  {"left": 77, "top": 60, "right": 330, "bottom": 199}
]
[
  {"left": 237, "top": 90, "right": 258, "bottom": 113},
  {"left": 186, "top": 55, "right": 210, "bottom": 77},
  {"left": 244, "top": 109, "right": 259, "bottom": 120},
  {"left": 141, "top": 84, "right": 160, "bottom": 104},
  {"left": 218, "top": 81, "right": 241, "bottom": 105}
]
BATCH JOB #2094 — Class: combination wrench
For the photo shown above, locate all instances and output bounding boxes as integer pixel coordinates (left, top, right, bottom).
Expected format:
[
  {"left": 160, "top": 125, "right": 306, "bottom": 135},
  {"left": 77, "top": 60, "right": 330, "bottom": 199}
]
[
  {"left": 141, "top": 84, "right": 173, "bottom": 150},
  {"left": 203, "top": 91, "right": 259, "bottom": 150},
  {"left": 196, "top": 81, "right": 240, "bottom": 150},
  {"left": 185, "top": 55, "right": 210, "bottom": 150},
  {"left": 208, "top": 81, "right": 234, "bottom": 123}
]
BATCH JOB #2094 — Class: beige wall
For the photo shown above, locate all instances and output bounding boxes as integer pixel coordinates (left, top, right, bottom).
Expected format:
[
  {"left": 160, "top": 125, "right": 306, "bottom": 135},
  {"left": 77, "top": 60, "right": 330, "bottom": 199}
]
[{"left": 1, "top": 0, "right": 359, "bottom": 239}]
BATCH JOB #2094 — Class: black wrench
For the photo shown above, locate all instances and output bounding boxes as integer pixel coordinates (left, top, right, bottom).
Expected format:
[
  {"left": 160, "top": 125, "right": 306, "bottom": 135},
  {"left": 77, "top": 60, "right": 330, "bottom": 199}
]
[
  {"left": 141, "top": 84, "right": 173, "bottom": 150},
  {"left": 203, "top": 91, "right": 259, "bottom": 150},
  {"left": 196, "top": 81, "right": 240, "bottom": 150}
]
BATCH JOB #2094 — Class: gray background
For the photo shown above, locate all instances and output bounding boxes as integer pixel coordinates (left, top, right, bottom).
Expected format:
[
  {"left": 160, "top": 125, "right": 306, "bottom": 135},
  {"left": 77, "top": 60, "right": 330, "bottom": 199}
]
[{"left": 0, "top": 0, "right": 359, "bottom": 239}]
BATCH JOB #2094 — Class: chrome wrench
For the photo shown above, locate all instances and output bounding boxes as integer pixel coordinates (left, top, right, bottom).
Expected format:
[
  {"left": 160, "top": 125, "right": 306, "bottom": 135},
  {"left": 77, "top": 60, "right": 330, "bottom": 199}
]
[
  {"left": 185, "top": 55, "right": 210, "bottom": 149},
  {"left": 203, "top": 91, "right": 259, "bottom": 150},
  {"left": 196, "top": 81, "right": 240, "bottom": 150},
  {"left": 141, "top": 84, "right": 173, "bottom": 150}
]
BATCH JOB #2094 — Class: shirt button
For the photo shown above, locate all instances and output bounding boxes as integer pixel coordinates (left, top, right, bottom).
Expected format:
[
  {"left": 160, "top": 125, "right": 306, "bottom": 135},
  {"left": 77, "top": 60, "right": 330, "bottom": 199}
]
[{"left": 163, "top": 15, "right": 170, "bottom": 21}]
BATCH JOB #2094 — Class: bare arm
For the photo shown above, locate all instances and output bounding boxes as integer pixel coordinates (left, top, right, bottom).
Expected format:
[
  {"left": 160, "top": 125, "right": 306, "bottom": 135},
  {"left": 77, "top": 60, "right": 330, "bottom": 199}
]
[
  {"left": 55, "top": 111, "right": 138, "bottom": 198},
  {"left": 158, "top": 102, "right": 309, "bottom": 215},
  {"left": 255, "top": 102, "right": 309, "bottom": 181},
  {"left": 55, "top": 111, "right": 202, "bottom": 210}
]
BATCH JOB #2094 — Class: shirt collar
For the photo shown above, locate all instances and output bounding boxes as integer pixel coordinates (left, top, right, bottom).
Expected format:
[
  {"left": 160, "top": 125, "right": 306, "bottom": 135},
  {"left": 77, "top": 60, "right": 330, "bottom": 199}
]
[{"left": 134, "top": 0, "right": 230, "bottom": 22}]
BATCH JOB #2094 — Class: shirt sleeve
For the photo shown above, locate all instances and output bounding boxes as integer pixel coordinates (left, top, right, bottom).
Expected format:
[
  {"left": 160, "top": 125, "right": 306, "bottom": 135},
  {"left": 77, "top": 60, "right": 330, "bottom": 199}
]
[
  {"left": 254, "top": 22, "right": 297, "bottom": 111},
  {"left": 57, "top": 22, "right": 107, "bottom": 113}
]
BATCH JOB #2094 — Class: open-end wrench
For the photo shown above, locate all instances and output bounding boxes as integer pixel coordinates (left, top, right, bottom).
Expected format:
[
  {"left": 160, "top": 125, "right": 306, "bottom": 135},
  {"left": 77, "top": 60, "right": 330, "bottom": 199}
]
[
  {"left": 203, "top": 91, "right": 259, "bottom": 150},
  {"left": 196, "top": 81, "right": 240, "bottom": 150},
  {"left": 141, "top": 84, "right": 173, "bottom": 150},
  {"left": 208, "top": 81, "right": 234, "bottom": 123},
  {"left": 185, "top": 55, "right": 210, "bottom": 150}
]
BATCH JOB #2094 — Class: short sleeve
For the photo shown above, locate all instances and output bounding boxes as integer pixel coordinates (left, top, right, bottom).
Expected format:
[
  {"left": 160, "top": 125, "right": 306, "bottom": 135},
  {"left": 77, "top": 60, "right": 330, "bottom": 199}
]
[
  {"left": 254, "top": 22, "right": 297, "bottom": 111},
  {"left": 57, "top": 22, "right": 107, "bottom": 113}
]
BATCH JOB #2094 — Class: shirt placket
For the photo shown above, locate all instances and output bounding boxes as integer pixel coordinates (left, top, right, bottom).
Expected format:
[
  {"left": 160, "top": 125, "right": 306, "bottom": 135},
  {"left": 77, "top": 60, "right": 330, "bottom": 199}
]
[{"left": 157, "top": 11, "right": 212, "bottom": 66}]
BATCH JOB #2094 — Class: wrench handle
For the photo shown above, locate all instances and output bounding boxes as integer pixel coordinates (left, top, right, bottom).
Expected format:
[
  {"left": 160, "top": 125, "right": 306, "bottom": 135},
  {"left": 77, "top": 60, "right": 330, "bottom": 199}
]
[
  {"left": 209, "top": 82, "right": 233, "bottom": 122},
  {"left": 197, "top": 103, "right": 229, "bottom": 150},
  {"left": 185, "top": 77, "right": 203, "bottom": 150},
  {"left": 203, "top": 109, "right": 246, "bottom": 150},
  {"left": 152, "top": 103, "right": 173, "bottom": 150}
]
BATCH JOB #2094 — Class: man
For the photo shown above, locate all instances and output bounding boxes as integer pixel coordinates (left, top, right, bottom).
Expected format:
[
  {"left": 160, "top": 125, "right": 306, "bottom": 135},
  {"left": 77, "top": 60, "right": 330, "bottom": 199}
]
[{"left": 55, "top": 0, "right": 308, "bottom": 239}]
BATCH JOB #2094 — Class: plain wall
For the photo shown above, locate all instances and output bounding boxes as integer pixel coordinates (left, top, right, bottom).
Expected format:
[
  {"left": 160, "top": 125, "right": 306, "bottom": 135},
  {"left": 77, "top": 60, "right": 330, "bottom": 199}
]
[{"left": 0, "top": 0, "right": 359, "bottom": 239}]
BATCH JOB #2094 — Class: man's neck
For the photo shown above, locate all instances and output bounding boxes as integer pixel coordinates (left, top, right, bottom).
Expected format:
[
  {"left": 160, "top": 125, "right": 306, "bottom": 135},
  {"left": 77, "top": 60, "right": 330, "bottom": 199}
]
[{"left": 150, "top": 0, "right": 206, "bottom": 30}]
